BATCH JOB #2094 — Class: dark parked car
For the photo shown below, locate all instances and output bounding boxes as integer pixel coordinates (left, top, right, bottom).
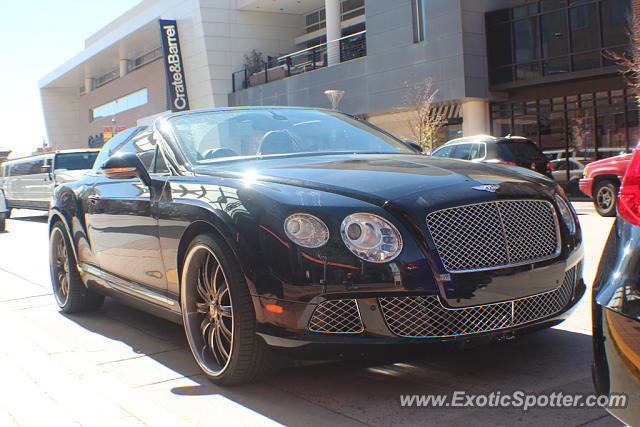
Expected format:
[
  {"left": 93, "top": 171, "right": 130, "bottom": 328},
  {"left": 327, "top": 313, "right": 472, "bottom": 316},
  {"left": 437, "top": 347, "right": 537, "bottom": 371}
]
[
  {"left": 431, "top": 135, "right": 554, "bottom": 179},
  {"left": 48, "top": 108, "right": 584, "bottom": 385},
  {"left": 592, "top": 145, "right": 640, "bottom": 424}
]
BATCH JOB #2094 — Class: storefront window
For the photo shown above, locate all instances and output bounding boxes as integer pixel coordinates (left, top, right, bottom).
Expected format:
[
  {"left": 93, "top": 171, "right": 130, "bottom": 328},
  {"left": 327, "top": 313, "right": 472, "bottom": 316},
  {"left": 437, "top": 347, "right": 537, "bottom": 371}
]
[{"left": 491, "top": 88, "right": 634, "bottom": 167}]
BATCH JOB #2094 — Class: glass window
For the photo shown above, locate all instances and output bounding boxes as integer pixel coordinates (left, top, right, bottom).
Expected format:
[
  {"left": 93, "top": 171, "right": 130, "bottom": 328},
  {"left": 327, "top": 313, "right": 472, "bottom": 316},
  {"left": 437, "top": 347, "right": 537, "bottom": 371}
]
[
  {"left": 498, "top": 141, "right": 547, "bottom": 163},
  {"left": 10, "top": 159, "right": 45, "bottom": 176},
  {"left": 487, "top": 23, "right": 513, "bottom": 66},
  {"left": 514, "top": 18, "right": 540, "bottom": 63},
  {"left": 570, "top": 4, "right": 599, "bottom": 52},
  {"left": 541, "top": 11, "right": 568, "bottom": 58},
  {"left": 602, "top": 0, "right": 630, "bottom": 47},
  {"left": 486, "top": 9, "right": 510, "bottom": 26},
  {"left": 541, "top": 0, "right": 564, "bottom": 12},
  {"left": 167, "top": 109, "right": 414, "bottom": 166},
  {"left": 432, "top": 145, "right": 454, "bottom": 157},
  {"left": 543, "top": 57, "right": 570, "bottom": 75},
  {"left": 90, "top": 89, "right": 148, "bottom": 122},
  {"left": 572, "top": 51, "right": 601, "bottom": 71},
  {"left": 516, "top": 62, "right": 541, "bottom": 80},
  {"left": 54, "top": 152, "right": 99, "bottom": 170},
  {"left": 469, "top": 143, "right": 486, "bottom": 160},
  {"left": 451, "top": 144, "right": 472, "bottom": 160},
  {"left": 513, "top": 3, "right": 538, "bottom": 19}
]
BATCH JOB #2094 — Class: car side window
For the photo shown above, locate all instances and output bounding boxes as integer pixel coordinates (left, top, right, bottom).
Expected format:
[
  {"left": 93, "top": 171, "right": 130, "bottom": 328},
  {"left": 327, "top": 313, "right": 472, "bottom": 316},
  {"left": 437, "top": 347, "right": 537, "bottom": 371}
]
[
  {"left": 433, "top": 146, "right": 453, "bottom": 157},
  {"left": 451, "top": 144, "right": 472, "bottom": 160},
  {"left": 469, "top": 143, "right": 485, "bottom": 160}
]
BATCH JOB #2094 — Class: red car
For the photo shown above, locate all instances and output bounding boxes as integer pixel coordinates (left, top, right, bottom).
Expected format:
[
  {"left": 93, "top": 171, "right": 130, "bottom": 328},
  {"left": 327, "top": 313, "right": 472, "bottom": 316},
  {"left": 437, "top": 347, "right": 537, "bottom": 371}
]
[{"left": 579, "top": 153, "right": 632, "bottom": 216}]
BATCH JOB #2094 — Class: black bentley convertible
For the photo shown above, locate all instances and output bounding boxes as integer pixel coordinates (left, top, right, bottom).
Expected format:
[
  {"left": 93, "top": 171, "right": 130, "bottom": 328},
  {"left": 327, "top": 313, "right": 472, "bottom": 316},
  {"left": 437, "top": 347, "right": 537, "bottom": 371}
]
[{"left": 48, "top": 107, "right": 584, "bottom": 384}]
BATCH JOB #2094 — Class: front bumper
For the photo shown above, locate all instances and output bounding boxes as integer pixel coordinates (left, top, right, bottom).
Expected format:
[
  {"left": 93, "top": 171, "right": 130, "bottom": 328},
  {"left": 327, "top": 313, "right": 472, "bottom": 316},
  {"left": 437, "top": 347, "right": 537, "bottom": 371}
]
[
  {"left": 254, "top": 258, "right": 585, "bottom": 349},
  {"left": 579, "top": 178, "right": 593, "bottom": 198}
]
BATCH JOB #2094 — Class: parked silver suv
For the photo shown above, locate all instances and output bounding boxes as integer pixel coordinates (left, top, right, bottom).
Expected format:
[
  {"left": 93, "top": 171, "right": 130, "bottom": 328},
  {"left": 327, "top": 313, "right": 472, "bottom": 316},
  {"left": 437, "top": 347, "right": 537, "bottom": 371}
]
[{"left": 0, "top": 150, "right": 99, "bottom": 213}]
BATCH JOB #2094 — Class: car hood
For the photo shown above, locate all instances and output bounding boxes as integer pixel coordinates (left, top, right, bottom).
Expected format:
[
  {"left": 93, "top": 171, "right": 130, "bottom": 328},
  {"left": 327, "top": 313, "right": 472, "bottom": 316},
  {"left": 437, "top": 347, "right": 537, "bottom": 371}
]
[
  {"left": 586, "top": 152, "right": 632, "bottom": 168},
  {"left": 194, "top": 154, "right": 557, "bottom": 209}
]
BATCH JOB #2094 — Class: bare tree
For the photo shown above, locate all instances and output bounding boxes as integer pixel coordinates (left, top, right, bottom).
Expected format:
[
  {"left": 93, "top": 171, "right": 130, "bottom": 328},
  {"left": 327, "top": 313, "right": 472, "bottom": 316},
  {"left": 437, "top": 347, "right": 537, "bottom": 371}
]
[
  {"left": 403, "top": 78, "right": 447, "bottom": 152},
  {"left": 605, "top": 12, "right": 639, "bottom": 96}
]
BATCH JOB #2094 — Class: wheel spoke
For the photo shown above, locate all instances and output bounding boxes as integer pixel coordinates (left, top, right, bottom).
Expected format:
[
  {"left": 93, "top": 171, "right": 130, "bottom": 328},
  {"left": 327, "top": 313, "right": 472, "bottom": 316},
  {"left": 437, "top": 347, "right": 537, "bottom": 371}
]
[
  {"left": 200, "top": 317, "right": 211, "bottom": 342},
  {"left": 214, "top": 324, "right": 230, "bottom": 361},
  {"left": 211, "top": 263, "right": 221, "bottom": 295},
  {"left": 218, "top": 305, "right": 232, "bottom": 318},
  {"left": 218, "top": 317, "right": 232, "bottom": 340},
  {"left": 60, "top": 276, "right": 68, "bottom": 298},
  {"left": 196, "top": 302, "right": 208, "bottom": 314},
  {"left": 196, "top": 275, "right": 208, "bottom": 300},
  {"left": 208, "top": 324, "right": 223, "bottom": 366}
]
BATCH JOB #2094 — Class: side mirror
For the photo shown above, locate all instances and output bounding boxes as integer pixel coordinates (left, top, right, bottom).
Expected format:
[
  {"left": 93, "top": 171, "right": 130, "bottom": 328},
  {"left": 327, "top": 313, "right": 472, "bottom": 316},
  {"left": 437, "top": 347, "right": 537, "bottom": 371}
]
[
  {"left": 403, "top": 139, "right": 423, "bottom": 153},
  {"left": 100, "top": 153, "right": 151, "bottom": 187}
]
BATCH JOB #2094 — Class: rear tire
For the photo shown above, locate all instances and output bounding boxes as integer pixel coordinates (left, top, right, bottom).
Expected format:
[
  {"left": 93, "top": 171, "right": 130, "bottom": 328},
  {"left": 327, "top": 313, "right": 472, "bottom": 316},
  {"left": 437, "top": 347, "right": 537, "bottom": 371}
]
[
  {"left": 49, "top": 222, "right": 104, "bottom": 313},
  {"left": 593, "top": 180, "right": 618, "bottom": 217},
  {"left": 180, "top": 233, "right": 270, "bottom": 385},
  {"left": 0, "top": 218, "right": 4, "bottom": 231}
]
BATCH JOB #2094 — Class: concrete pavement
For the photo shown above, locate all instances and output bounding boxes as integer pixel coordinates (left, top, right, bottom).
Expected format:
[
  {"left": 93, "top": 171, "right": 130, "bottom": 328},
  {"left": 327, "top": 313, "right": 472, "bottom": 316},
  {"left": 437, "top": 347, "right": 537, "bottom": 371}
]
[{"left": 0, "top": 204, "right": 622, "bottom": 426}]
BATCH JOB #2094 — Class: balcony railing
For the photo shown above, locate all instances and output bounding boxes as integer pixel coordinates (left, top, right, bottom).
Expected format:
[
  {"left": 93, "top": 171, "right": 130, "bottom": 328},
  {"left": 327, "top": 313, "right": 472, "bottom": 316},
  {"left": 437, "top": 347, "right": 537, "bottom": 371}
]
[
  {"left": 94, "top": 69, "right": 119, "bottom": 89},
  {"left": 231, "top": 30, "right": 366, "bottom": 92}
]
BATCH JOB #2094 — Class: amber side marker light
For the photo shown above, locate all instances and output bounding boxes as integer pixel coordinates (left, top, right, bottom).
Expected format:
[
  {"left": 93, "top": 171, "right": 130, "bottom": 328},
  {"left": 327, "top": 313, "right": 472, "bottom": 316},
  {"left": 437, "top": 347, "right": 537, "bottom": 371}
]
[
  {"left": 265, "top": 304, "right": 283, "bottom": 314},
  {"left": 618, "top": 143, "right": 640, "bottom": 226}
]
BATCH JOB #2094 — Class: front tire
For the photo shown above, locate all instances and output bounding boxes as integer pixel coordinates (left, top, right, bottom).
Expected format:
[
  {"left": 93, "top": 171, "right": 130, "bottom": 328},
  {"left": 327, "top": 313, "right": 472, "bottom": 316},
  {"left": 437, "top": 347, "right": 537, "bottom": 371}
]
[
  {"left": 180, "top": 233, "right": 269, "bottom": 385},
  {"left": 49, "top": 222, "right": 104, "bottom": 313},
  {"left": 593, "top": 180, "right": 618, "bottom": 217}
]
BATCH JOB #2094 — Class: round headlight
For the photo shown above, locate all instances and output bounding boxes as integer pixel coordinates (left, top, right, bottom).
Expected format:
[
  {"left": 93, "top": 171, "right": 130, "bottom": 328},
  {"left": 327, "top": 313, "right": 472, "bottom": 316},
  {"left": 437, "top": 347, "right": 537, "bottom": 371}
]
[
  {"left": 555, "top": 195, "right": 575, "bottom": 234},
  {"left": 340, "top": 213, "right": 403, "bottom": 263},
  {"left": 284, "top": 213, "right": 329, "bottom": 248}
]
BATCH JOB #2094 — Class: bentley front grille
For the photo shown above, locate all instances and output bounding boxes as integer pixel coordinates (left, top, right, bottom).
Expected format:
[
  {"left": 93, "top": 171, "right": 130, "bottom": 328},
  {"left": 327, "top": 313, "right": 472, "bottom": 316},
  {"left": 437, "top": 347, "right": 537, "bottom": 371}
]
[
  {"left": 426, "top": 200, "right": 560, "bottom": 272},
  {"left": 308, "top": 299, "right": 364, "bottom": 334},
  {"left": 378, "top": 266, "right": 576, "bottom": 338}
]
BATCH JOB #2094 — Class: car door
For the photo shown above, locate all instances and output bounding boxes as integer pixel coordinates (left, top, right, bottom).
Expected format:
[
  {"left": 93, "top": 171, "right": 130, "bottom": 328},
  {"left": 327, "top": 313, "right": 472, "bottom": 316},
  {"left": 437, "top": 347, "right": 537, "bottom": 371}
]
[
  {"left": 10, "top": 158, "right": 46, "bottom": 206},
  {"left": 85, "top": 131, "right": 168, "bottom": 298}
]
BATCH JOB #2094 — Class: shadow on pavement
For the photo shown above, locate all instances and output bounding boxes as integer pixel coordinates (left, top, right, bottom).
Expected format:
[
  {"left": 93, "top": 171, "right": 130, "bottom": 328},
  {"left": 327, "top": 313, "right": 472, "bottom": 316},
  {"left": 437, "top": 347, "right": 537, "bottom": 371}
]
[
  {"left": 62, "top": 297, "right": 618, "bottom": 426},
  {"left": 9, "top": 215, "right": 48, "bottom": 223}
]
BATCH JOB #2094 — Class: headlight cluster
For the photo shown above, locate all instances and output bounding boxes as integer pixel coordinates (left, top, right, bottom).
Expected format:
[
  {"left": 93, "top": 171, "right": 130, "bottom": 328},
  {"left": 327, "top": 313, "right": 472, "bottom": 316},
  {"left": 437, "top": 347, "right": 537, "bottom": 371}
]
[
  {"left": 284, "top": 213, "right": 329, "bottom": 248},
  {"left": 283, "top": 212, "right": 403, "bottom": 262},
  {"left": 555, "top": 194, "right": 576, "bottom": 234},
  {"left": 340, "top": 213, "right": 403, "bottom": 262}
]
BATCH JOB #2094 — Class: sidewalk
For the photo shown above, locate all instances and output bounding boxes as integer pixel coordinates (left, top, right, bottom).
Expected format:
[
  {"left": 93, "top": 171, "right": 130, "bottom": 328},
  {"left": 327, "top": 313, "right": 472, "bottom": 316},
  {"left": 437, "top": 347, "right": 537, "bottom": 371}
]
[{"left": 0, "top": 270, "right": 196, "bottom": 426}]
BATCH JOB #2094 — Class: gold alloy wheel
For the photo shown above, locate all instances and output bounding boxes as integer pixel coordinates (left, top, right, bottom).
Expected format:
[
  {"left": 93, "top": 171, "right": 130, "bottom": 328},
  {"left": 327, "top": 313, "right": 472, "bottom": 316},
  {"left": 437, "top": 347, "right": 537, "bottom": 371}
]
[
  {"left": 181, "top": 243, "right": 234, "bottom": 376},
  {"left": 50, "top": 227, "right": 70, "bottom": 308}
]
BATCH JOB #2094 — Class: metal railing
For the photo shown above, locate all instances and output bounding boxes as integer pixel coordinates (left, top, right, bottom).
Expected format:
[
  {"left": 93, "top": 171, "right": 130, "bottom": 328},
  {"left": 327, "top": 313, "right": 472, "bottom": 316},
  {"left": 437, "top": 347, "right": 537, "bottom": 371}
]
[
  {"left": 94, "top": 69, "right": 120, "bottom": 89},
  {"left": 231, "top": 30, "right": 366, "bottom": 92},
  {"left": 129, "top": 47, "right": 162, "bottom": 72}
]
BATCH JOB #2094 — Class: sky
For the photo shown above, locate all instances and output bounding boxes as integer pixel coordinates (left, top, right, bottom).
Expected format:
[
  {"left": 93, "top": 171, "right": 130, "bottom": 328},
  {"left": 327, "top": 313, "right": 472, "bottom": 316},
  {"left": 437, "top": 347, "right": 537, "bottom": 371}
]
[{"left": 0, "top": 0, "right": 142, "bottom": 157}]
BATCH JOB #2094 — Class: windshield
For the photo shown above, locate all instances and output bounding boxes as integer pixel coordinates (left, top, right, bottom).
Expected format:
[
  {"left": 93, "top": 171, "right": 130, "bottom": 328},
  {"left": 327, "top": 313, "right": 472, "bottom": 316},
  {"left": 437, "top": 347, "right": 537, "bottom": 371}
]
[
  {"left": 54, "top": 152, "right": 99, "bottom": 170},
  {"left": 167, "top": 109, "right": 413, "bottom": 164}
]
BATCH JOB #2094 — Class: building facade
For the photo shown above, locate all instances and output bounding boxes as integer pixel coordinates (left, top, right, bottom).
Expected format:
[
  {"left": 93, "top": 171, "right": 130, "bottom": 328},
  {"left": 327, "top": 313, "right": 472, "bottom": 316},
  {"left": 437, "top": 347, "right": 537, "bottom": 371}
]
[{"left": 40, "top": 0, "right": 633, "bottom": 162}]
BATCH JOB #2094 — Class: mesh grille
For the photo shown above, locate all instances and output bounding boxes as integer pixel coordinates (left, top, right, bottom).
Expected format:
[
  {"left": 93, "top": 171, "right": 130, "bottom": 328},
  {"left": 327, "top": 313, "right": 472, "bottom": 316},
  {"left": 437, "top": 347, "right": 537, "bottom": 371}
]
[
  {"left": 379, "top": 267, "right": 576, "bottom": 338},
  {"left": 308, "top": 299, "right": 363, "bottom": 334},
  {"left": 426, "top": 200, "right": 559, "bottom": 272}
]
